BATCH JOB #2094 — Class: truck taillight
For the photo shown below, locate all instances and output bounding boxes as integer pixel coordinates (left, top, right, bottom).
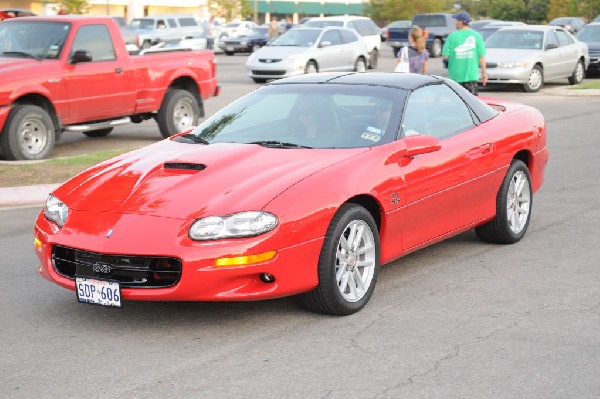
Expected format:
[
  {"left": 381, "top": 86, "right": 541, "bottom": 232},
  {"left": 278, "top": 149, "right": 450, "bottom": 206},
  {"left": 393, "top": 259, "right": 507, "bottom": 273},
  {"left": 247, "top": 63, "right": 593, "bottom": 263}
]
[
  {"left": 386, "top": 31, "right": 389, "bottom": 39},
  {"left": 423, "top": 29, "right": 429, "bottom": 38},
  {"left": 136, "top": 35, "right": 141, "bottom": 46}
]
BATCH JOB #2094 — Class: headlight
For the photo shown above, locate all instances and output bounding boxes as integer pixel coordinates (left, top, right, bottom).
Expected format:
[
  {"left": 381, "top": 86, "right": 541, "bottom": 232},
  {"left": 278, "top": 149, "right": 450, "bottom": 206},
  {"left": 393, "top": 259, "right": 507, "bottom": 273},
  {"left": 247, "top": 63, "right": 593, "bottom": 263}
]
[
  {"left": 498, "top": 61, "right": 528, "bottom": 68},
  {"left": 44, "top": 194, "right": 69, "bottom": 227},
  {"left": 189, "top": 211, "right": 278, "bottom": 240},
  {"left": 240, "top": 41, "right": 247, "bottom": 46}
]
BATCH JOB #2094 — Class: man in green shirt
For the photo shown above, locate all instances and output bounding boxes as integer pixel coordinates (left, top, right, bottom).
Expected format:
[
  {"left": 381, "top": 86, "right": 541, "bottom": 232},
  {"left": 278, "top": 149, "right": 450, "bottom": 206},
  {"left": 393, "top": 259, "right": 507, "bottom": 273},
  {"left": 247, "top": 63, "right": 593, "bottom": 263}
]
[{"left": 442, "top": 11, "right": 488, "bottom": 95}]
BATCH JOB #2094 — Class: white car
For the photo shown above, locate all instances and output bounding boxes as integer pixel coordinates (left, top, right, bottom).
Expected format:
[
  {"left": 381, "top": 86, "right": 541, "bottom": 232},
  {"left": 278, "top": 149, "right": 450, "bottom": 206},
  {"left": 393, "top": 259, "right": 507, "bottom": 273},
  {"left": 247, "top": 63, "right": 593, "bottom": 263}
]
[
  {"left": 246, "top": 27, "right": 369, "bottom": 83},
  {"left": 485, "top": 25, "right": 589, "bottom": 92},
  {"left": 303, "top": 16, "right": 381, "bottom": 68},
  {"left": 219, "top": 21, "right": 258, "bottom": 39}
]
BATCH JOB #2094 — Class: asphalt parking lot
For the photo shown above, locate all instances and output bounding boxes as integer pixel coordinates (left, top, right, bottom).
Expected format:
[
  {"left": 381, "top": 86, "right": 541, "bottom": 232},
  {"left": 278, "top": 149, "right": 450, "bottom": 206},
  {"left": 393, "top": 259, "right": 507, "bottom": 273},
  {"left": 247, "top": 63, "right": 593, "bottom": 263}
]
[{"left": 1, "top": 47, "right": 600, "bottom": 398}]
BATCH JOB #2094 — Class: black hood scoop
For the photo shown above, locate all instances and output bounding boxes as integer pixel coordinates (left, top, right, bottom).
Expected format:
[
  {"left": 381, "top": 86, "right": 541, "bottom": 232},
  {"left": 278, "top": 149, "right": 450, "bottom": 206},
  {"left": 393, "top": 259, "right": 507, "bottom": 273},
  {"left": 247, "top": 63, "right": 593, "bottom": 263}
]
[{"left": 163, "top": 162, "right": 207, "bottom": 171}]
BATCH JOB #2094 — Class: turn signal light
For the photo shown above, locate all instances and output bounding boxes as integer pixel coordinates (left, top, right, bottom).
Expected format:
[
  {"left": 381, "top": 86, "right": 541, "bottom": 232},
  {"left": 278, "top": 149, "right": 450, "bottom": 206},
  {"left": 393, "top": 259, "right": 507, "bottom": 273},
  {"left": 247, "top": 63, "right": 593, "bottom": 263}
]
[{"left": 215, "top": 251, "right": 277, "bottom": 267}]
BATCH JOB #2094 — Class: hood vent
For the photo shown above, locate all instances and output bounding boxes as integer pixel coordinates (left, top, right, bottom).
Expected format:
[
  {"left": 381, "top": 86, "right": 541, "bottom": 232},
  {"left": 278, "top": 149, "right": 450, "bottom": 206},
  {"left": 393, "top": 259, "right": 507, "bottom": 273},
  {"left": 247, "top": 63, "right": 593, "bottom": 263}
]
[{"left": 163, "top": 162, "right": 206, "bottom": 171}]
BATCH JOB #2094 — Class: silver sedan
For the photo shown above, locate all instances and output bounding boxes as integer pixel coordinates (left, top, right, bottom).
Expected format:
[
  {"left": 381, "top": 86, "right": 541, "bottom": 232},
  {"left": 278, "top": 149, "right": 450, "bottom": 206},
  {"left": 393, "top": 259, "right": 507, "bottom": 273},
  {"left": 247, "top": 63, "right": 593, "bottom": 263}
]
[
  {"left": 484, "top": 25, "right": 589, "bottom": 92},
  {"left": 246, "top": 27, "right": 369, "bottom": 84}
]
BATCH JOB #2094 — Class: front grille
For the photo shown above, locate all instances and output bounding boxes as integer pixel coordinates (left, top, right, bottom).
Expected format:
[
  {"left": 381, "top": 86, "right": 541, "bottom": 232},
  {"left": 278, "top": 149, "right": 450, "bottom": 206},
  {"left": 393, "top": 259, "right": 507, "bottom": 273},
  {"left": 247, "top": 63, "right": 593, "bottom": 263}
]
[
  {"left": 52, "top": 245, "right": 182, "bottom": 288},
  {"left": 259, "top": 58, "right": 282, "bottom": 63},
  {"left": 252, "top": 70, "right": 286, "bottom": 76}
]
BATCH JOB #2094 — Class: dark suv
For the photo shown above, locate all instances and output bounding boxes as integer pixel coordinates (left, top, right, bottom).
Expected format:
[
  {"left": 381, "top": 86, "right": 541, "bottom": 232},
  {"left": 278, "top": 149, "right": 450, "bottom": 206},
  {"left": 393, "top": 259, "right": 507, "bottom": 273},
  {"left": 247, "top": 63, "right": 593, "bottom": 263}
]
[{"left": 411, "top": 13, "right": 456, "bottom": 57}]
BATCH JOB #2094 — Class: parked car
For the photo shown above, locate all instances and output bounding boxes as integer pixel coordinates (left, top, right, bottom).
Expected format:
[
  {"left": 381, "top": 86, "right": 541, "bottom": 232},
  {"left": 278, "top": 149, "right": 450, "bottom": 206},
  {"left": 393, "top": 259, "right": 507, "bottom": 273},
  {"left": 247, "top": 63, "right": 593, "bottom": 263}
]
[
  {"left": 576, "top": 22, "right": 600, "bottom": 74},
  {"left": 548, "top": 17, "right": 586, "bottom": 34},
  {"left": 34, "top": 72, "right": 549, "bottom": 315},
  {"left": 410, "top": 13, "right": 456, "bottom": 57},
  {"left": 219, "top": 21, "right": 258, "bottom": 39},
  {"left": 476, "top": 21, "right": 526, "bottom": 40},
  {"left": 303, "top": 16, "right": 381, "bottom": 68},
  {"left": 469, "top": 19, "right": 501, "bottom": 30},
  {"left": 384, "top": 20, "right": 412, "bottom": 56},
  {"left": 219, "top": 27, "right": 270, "bottom": 55},
  {"left": 246, "top": 27, "right": 369, "bottom": 83},
  {"left": 0, "top": 16, "right": 219, "bottom": 160},
  {"left": 0, "top": 8, "right": 35, "bottom": 21},
  {"left": 484, "top": 25, "right": 589, "bottom": 92},
  {"left": 139, "top": 31, "right": 212, "bottom": 53},
  {"left": 126, "top": 14, "right": 205, "bottom": 49}
]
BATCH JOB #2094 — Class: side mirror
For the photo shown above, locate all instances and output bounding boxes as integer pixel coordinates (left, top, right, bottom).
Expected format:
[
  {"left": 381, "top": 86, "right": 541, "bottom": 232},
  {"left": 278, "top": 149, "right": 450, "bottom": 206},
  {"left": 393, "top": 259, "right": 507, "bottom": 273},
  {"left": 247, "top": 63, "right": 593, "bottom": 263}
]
[
  {"left": 545, "top": 43, "right": 558, "bottom": 50},
  {"left": 385, "top": 134, "right": 441, "bottom": 165},
  {"left": 319, "top": 40, "right": 331, "bottom": 48},
  {"left": 70, "top": 50, "right": 92, "bottom": 64}
]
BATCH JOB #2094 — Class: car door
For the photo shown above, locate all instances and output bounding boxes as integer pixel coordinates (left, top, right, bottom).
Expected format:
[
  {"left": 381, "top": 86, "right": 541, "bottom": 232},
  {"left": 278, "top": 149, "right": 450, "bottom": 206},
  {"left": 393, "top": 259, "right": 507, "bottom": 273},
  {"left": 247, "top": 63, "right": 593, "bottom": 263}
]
[
  {"left": 555, "top": 28, "right": 579, "bottom": 76},
  {"left": 317, "top": 29, "right": 344, "bottom": 71},
  {"left": 541, "top": 29, "right": 563, "bottom": 80},
  {"left": 397, "top": 83, "right": 498, "bottom": 251},
  {"left": 63, "top": 24, "right": 135, "bottom": 123}
]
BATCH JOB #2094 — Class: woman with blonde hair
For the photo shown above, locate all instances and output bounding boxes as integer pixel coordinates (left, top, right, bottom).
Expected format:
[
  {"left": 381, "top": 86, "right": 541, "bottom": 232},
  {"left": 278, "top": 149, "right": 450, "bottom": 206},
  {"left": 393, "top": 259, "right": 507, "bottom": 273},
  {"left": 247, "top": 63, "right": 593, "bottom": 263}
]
[{"left": 396, "top": 25, "right": 429, "bottom": 74}]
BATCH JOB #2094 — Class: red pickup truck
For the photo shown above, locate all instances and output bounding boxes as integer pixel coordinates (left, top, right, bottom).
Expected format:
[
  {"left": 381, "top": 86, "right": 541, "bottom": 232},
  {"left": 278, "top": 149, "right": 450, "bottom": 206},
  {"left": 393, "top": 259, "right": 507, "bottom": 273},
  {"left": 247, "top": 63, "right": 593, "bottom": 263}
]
[{"left": 0, "top": 15, "right": 219, "bottom": 160}]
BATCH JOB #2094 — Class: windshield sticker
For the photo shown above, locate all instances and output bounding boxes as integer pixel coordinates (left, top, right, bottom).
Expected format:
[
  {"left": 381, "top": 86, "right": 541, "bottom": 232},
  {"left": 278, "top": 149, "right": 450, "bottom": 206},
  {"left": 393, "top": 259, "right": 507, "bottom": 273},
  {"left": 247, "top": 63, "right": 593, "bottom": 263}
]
[{"left": 361, "top": 132, "right": 382, "bottom": 142}]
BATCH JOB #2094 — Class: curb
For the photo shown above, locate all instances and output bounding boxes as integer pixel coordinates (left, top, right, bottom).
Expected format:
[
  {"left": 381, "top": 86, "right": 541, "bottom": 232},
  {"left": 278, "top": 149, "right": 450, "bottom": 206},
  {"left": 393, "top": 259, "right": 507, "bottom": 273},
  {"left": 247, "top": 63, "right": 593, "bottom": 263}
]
[
  {"left": 0, "top": 183, "right": 60, "bottom": 207},
  {"left": 541, "top": 87, "right": 600, "bottom": 96}
]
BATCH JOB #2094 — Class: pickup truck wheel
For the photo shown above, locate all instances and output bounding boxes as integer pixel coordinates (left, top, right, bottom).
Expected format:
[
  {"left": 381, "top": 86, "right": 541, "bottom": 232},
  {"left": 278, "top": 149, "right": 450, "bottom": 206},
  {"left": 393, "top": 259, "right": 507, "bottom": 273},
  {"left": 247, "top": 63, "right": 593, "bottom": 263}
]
[
  {"left": 0, "top": 105, "right": 55, "bottom": 161},
  {"left": 430, "top": 39, "right": 442, "bottom": 58},
  {"left": 83, "top": 128, "right": 113, "bottom": 138},
  {"left": 225, "top": 51, "right": 234, "bottom": 56},
  {"left": 157, "top": 89, "right": 200, "bottom": 138}
]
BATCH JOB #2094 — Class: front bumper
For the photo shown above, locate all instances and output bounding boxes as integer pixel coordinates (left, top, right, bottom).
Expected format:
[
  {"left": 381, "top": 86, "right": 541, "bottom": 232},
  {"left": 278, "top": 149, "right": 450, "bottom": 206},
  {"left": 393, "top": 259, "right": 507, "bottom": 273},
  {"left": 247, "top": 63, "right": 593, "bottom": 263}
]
[
  {"left": 34, "top": 210, "right": 322, "bottom": 302},
  {"left": 486, "top": 67, "right": 531, "bottom": 84},
  {"left": 246, "top": 59, "right": 307, "bottom": 80}
]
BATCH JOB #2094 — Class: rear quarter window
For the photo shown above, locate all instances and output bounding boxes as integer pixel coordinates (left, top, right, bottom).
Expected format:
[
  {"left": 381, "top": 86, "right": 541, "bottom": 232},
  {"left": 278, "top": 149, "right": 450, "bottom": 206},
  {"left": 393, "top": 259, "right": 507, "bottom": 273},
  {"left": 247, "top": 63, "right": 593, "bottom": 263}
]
[{"left": 179, "top": 18, "right": 198, "bottom": 27}]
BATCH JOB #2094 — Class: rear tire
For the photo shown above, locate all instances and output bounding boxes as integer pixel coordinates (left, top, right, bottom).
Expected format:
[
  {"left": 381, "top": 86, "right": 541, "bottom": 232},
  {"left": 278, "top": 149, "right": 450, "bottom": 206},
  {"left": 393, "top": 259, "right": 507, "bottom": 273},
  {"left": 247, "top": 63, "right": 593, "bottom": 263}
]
[
  {"left": 300, "top": 204, "right": 380, "bottom": 315},
  {"left": 156, "top": 89, "right": 200, "bottom": 138},
  {"left": 475, "top": 160, "right": 532, "bottom": 244},
  {"left": 368, "top": 48, "right": 378, "bottom": 69},
  {"left": 568, "top": 60, "right": 585, "bottom": 85},
  {"left": 83, "top": 127, "right": 113, "bottom": 138},
  {"left": 0, "top": 105, "right": 55, "bottom": 160},
  {"left": 225, "top": 51, "right": 234, "bottom": 56}
]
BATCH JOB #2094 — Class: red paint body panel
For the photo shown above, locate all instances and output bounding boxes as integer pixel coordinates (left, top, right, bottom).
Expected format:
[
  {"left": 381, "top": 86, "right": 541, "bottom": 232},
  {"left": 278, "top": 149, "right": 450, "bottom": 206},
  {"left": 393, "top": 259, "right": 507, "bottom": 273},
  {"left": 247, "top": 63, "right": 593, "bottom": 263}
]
[
  {"left": 0, "top": 16, "right": 218, "bottom": 128},
  {"left": 34, "top": 94, "right": 549, "bottom": 302}
]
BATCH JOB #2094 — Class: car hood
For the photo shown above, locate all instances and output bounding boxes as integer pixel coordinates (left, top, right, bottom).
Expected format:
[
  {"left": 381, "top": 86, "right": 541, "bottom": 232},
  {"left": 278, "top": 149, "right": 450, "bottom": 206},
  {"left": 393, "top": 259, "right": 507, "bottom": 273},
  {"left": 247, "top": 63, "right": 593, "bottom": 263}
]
[
  {"left": 227, "top": 35, "right": 268, "bottom": 42},
  {"left": 254, "top": 45, "right": 312, "bottom": 58},
  {"left": 0, "top": 56, "right": 39, "bottom": 70},
  {"left": 55, "top": 140, "right": 367, "bottom": 220},
  {"left": 485, "top": 48, "right": 540, "bottom": 63}
]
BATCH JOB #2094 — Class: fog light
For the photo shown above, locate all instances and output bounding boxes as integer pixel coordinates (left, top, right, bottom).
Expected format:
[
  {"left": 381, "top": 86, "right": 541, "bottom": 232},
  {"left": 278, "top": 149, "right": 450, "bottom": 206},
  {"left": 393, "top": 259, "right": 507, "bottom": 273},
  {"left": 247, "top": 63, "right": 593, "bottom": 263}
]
[{"left": 260, "top": 273, "right": 275, "bottom": 283}]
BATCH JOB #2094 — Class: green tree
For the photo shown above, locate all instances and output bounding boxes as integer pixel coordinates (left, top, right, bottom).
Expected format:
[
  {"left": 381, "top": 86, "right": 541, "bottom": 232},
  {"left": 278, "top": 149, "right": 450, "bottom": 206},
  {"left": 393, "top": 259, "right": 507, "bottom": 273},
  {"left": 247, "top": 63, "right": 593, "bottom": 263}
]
[
  {"left": 209, "top": 0, "right": 245, "bottom": 22},
  {"left": 487, "top": 0, "right": 529, "bottom": 20},
  {"left": 48, "top": 0, "right": 89, "bottom": 14},
  {"left": 366, "top": 0, "right": 451, "bottom": 25}
]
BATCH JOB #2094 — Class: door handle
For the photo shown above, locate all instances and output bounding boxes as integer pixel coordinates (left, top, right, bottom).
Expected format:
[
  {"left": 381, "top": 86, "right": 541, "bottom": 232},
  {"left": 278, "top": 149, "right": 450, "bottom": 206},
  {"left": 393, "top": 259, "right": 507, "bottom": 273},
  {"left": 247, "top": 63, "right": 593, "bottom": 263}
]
[{"left": 114, "top": 68, "right": 124, "bottom": 74}]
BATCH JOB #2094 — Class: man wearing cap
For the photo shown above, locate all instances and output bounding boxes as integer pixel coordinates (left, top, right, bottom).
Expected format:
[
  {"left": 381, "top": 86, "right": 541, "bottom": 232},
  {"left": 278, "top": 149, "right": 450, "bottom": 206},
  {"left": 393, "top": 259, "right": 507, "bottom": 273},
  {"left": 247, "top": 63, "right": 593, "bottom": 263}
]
[{"left": 442, "top": 11, "right": 488, "bottom": 95}]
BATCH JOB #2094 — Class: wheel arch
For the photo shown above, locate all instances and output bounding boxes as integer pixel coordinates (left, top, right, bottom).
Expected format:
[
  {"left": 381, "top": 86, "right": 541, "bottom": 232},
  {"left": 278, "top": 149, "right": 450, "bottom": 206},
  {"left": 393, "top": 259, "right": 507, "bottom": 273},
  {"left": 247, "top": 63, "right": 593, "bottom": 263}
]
[
  {"left": 11, "top": 93, "right": 59, "bottom": 132},
  {"left": 512, "top": 149, "right": 531, "bottom": 170},
  {"left": 166, "top": 76, "right": 204, "bottom": 117},
  {"left": 345, "top": 194, "right": 383, "bottom": 231}
]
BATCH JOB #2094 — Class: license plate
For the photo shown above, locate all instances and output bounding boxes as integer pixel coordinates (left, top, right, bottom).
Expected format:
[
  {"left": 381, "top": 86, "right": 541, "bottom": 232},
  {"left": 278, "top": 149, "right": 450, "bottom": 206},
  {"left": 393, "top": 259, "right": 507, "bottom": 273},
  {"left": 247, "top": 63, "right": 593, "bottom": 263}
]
[
  {"left": 226, "top": 46, "right": 234, "bottom": 51},
  {"left": 76, "top": 277, "right": 122, "bottom": 308}
]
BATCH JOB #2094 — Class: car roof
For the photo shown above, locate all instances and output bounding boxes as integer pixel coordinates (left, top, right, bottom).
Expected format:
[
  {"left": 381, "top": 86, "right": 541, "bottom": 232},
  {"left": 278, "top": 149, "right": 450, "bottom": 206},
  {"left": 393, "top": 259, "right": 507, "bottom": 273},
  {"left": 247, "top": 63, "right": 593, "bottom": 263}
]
[
  {"left": 496, "top": 24, "right": 564, "bottom": 32},
  {"left": 306, "top": 16, "right": 370, "bottom": 22},
  {"left": 267, "top": 72, "right": 443, "bottom": 90}
]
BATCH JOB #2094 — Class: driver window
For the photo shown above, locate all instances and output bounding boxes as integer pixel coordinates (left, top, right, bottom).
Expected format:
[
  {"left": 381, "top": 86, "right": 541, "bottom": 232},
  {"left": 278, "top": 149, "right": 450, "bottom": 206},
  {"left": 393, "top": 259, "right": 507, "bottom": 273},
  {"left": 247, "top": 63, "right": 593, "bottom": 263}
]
[
  {"left": 321, "top": 30, "right": 342, "bottom": 46},
  {"left": 545, "top": 31, "right": 558, "bottom": 48},
  {"left": 71, "top": 24, "right": 116, "bottom": 62},
  {"left": 402, "top": 84, "right": 475, "bottom": 139}
]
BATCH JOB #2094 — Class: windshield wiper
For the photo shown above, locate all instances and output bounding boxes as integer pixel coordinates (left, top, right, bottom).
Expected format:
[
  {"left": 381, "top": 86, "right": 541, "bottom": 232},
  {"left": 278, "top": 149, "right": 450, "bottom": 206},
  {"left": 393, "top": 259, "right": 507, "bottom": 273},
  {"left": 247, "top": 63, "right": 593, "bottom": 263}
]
[
  {"left": 248, "top": 140, "right": 312, "bottom": 149},
  {"left": 1, "top": 51, "right": 42, "bottom": 60},
  {"left": 174, "top": 133, "right": 209, "bottom": 144}
]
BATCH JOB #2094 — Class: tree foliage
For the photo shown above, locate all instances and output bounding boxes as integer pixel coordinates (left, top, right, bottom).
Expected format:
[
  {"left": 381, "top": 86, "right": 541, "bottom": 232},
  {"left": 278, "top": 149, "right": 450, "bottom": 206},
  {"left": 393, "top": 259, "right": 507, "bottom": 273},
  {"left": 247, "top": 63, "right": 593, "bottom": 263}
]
[
  {"left": 209, "top": 0, "right": 246, "bottom": 22},
  {"left": 366, "top": 0, "right": 451, "bottom": 25},
  {"left": 49, "top": 0, "right": 89, "bottom": 14}
]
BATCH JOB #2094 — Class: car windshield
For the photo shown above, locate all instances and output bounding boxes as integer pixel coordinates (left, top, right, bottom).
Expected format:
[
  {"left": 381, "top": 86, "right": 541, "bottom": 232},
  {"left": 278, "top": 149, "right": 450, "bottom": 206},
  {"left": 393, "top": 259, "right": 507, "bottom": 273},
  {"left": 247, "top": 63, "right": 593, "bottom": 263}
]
[
  {"left": 480, "top": 27, "right": 502, "bottom": 40},
  {"left": 0, "top": 21, "right": 70, "bottom": 59},
  {"left": 576, "top": 25, "right": 600, "bottom": 42},
  {"left": 486, "top": 30, "right": 544, "bottom": 49},
  {"left": 183, "top": 84, "right": 406, "bottom": 149},
  {"left": 550, "top": 18, "right": 572, "bottom": 25},
  {"left": 304, "top": 20, "right": 344, "bottom": 28},
  {"left": 244, "top": 28, "right": 268, "bottom": 36},
  {"left": 269, "top": 29, "right": 320, "bottom": 46},
  {"left": 129, "top": 19, "right": 155, "bottom": 29}
]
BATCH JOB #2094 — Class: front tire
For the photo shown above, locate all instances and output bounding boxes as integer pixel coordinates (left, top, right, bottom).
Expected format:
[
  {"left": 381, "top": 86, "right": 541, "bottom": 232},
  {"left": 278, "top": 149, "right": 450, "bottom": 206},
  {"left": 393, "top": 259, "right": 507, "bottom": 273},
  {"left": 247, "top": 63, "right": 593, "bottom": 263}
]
[
  {"left": 0, "top": 105, "right": 55, "bottom": 160},
  {"left": 475, "top": 160, "right": 532, "bottom": 244},
  {"left": 305, "top": 60, "right": 318, "bottom": 74},
  {"left": 523, "top": 65, "right": 543, "bottom": 92},
  {"left": 354, "top": 57, "right": 366, "bottom": 72},
  {"left": 568, "top": 60, "right": 585, "bottom": 85},
  {"left": 156, "top": 89, "right": 200, "bottom": 138},
  {"left": 300, "top": 204, "right": 380, "bottom": 316}
]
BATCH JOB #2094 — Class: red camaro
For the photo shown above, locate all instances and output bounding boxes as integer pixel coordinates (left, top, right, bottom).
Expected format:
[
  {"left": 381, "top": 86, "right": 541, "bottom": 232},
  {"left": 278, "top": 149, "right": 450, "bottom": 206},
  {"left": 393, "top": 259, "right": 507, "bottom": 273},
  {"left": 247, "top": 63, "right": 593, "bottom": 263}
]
[{"left": 34, "top": 73, "right": 549, "bottom": 315}]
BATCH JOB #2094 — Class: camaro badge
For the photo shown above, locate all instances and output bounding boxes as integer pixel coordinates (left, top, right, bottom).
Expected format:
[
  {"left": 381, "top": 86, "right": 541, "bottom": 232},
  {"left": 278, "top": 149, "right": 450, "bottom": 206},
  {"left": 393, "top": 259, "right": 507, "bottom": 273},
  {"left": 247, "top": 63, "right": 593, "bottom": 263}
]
[{"left": 106, "top": 229, "right": 114, "bottom": 238}]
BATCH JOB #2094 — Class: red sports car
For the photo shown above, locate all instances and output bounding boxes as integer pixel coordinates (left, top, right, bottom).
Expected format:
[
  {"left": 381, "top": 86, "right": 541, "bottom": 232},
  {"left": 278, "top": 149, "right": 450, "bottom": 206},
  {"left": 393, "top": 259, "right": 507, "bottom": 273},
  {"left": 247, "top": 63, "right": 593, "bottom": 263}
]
[{"left": 34, "top": 73, "right": 549, "bottom": 315}]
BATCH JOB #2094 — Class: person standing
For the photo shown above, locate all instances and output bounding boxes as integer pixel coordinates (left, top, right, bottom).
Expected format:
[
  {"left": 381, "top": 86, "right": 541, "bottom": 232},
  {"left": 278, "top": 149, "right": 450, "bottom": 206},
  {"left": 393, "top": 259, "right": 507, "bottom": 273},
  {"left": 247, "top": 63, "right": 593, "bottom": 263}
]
[
  {"left": 268, "top": 16, "right": 279, "bottom": 39},
  {"left": 442, "top": 11, "right": 488, "bottom": 95},
  {"left": 396, "top": 25, "right": 429, "bottom": 74}
]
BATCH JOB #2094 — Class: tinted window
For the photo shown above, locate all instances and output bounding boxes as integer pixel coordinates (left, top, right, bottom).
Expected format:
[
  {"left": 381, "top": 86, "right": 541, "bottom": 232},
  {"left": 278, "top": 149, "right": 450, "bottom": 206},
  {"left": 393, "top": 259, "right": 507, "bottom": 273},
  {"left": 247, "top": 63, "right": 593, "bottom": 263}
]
[
  {"left": 71, "top": 24, "right": 115, "bottom": 61},
  {"left": 402, "top": 84, "right": 474, "bottom": 139},
  {"left": 321, "top": 30, "right": 342, "bottom": 45},
  {"left": 577, "top": 25, "right": 600, "bottom": 42},
  {"left": 129, "top": 18, "right": 154, "bottom": 29},
  {"left": 179, "top": 17, "right": 197, "bottom": 27},
  {"left": 412, "top": 14, "right": 448, "bottom": 27},
  {"left": 486, "top": 30, "right": 543, "bottom": 50},
  {"left": 270, "top": 29, "right": 320, "bottom": 47},
  {"left": 167, "top": 19, "right": 177, "bottom": 28},
  {"left": 545, "top": 30, "right": 558, "bottom": 48},
  {"left": 353, "top": 19, "right": 379, "bottom": 36},
  {"left": 340, "top": 29, "right": 358, "bottom": 43},
  {"left": 555, "top": 29, "right": 573, "bottom": 46}
]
